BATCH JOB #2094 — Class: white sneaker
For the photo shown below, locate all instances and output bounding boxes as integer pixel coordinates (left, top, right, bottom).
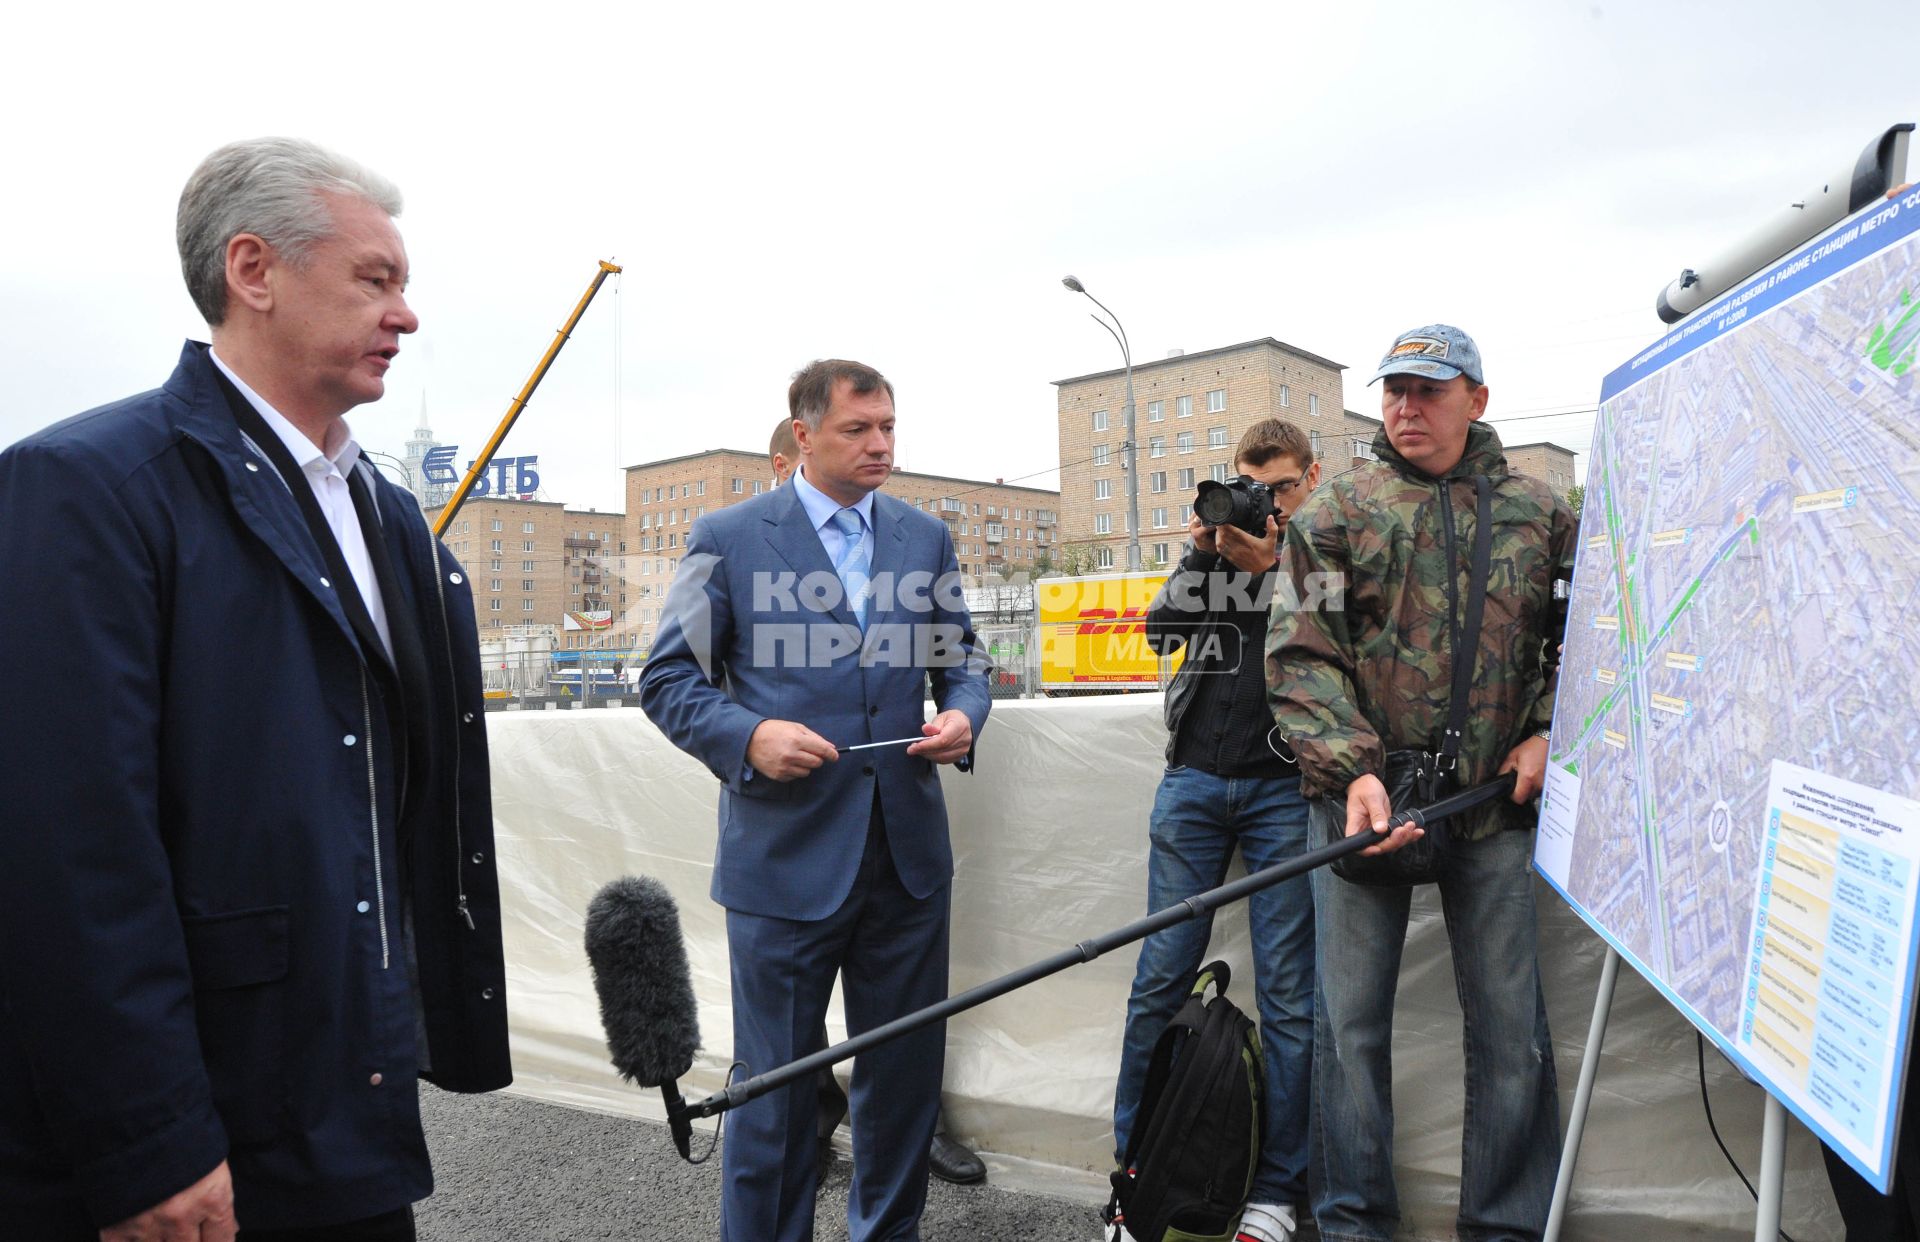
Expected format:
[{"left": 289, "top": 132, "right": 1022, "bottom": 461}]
[
  {"left": 1234, "top": 1201, "right": 1296, "bottom": 1242},
  {"left": 1101, "top": 1212, "right": 1139, "bottom": 1242}
]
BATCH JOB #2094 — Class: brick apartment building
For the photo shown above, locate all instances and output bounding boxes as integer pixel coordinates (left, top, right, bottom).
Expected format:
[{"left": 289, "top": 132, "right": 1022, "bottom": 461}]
[
  {"left": 1054, "top": 337, "right": 1383, "bottom": 569},
  {"left": 619, "top": 450, "right": 1059, "bottom": 653},
  {"left": 1502, "top": 441, "right": 1580, "bottom": 497},
  {"left": 428, "top": 497, "right": 626, "bottom": 650}
]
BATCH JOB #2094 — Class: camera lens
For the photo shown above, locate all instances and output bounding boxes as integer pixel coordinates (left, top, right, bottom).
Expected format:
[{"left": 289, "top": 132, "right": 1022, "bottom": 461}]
[{"left": 1194, "top": 483, "right": 1237, "bottom": 526}]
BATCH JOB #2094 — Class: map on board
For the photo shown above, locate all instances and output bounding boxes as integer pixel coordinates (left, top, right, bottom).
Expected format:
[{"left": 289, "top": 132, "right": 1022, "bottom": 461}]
[{"left": 1536, "top": 186, "right": 1920, "bottom": 1191}]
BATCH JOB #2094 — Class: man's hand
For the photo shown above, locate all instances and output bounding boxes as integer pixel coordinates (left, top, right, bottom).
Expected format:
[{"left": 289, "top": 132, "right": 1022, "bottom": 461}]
[
  {"left": 1215, "top": 515, "right": 1281, "bottom": 575},
  {"left": 1185, "top": 512, "right": 1217, "bottom": 556},
  {"left": 1499, "top": 734, "right": 1550, "bottom": 803},
  {"left": 906, "top": 710, "right": 973, "bottom": 764},
  {"left": 746, "top": 720, "right": 838, "bottom": 781},
  {"left": 101, "top": 1161, "right": 235, "bottom": 1242},
  {"left": 1345, "top": 773, "right": 1422, "bottom": 856}
]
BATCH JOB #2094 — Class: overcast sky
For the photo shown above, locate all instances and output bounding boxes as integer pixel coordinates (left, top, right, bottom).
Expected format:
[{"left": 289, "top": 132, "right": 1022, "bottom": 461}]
[{"left": 2, "top": 2, "right": 1912, "bottom": 511}]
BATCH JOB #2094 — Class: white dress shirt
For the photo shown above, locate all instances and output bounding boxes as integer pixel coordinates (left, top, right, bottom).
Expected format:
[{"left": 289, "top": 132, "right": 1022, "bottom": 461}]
[{"left": 211, "top": 349, "right": 393, "bottom": 660}]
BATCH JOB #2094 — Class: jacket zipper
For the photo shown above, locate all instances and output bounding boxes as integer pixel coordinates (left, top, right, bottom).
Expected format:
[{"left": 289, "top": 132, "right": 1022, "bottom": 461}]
[
  {"left": 426, "top": 535, "right": 476, "bottom": 931},
  {"left": 1437, "top": 479, "right": 1464, "bottom": 756},
  {"left": 191, "top": 429, "right": 400, "bottom": 965},
  {"left": 359, "top": 670, "right": 392, "bottom": 968}
]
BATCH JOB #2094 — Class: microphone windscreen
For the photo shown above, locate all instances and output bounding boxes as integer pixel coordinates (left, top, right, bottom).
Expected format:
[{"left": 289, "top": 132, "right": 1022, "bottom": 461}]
[{"left": 584, "top": 875, "right": 701, "bottom": 1087}]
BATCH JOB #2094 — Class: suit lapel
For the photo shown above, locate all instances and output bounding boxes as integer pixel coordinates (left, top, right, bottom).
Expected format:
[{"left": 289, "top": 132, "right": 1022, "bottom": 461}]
[
  {"left": 762, "top": 484, "right": 862, "bottom": 631},
  {"left": 865, "top": 495, "right": 909, "bottom": 628}
]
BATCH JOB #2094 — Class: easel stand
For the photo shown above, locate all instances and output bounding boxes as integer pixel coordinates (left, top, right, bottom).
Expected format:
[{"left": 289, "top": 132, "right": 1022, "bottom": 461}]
[{"left": 1543, "top": 946, "right": 1789, "bottom": 1242}]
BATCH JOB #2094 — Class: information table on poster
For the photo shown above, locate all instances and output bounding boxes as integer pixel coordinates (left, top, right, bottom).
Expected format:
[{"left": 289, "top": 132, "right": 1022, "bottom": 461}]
[
  {"left": 1741, "top": 764, "right": 1919, "bottom": 1155},
  {"left": 1537, "top": 185, "right": 1920, "bottom": 1190}
]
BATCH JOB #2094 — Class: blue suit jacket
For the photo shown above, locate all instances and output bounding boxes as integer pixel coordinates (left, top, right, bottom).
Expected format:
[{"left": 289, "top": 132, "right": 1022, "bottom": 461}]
[{"left": 640, "top": 481, "right": 991, "bottom": 920}]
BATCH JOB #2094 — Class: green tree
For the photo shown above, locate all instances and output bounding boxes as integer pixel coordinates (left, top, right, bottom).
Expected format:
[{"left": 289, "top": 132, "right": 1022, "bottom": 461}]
[{"left": 1565, "top": 484, "right": 1584, "bottom": 520}]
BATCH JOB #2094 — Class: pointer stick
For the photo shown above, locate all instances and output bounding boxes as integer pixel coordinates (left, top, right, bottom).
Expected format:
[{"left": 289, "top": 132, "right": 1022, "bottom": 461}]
[{"left": 835, "top": 735, "right": 925, "bottom": 753}]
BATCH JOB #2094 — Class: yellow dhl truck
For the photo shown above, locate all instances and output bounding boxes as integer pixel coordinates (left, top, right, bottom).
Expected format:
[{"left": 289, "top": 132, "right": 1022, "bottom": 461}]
[{"left": 1034, "top": 570, "right": 1184, "bottom": 692}]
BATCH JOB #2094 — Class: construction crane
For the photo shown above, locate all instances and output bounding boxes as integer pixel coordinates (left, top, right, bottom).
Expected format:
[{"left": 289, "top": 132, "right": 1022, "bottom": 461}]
[{"left": 432, "top": 259, "right": 623, "bottom": 537}]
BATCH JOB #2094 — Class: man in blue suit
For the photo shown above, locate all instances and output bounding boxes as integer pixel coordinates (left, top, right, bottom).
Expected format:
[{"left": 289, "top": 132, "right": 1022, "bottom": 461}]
[{"left": 641, "top": 359, "right": 991, "bottom": 1241}]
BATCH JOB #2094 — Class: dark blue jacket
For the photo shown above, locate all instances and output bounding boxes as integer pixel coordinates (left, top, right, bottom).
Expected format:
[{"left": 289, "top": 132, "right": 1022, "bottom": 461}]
[{"left": 0, "top": 343, "right": 511, "bottom": 1234}]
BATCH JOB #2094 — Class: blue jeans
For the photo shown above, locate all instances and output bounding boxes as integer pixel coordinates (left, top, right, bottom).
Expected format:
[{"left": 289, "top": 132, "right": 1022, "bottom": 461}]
[
  {"left": 1309, "top": 826, "right": 1560, "bottom": 1242},
  {"left": 1112, "top": 766, "right": 1315, "bottom": 1208}
]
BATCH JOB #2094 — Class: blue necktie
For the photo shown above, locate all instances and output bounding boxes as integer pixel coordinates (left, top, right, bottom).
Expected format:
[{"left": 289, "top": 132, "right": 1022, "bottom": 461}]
[{"left": 830, "top": 507, "right": 870, "bottom": 631}]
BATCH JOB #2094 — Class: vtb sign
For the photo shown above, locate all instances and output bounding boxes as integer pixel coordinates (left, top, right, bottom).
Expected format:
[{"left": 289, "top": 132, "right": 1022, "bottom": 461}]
[{"left": 423, "top": 446, "right": 541, "bottom": 498}]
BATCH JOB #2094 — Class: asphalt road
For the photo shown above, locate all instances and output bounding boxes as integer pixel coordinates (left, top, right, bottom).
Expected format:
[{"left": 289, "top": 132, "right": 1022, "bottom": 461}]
[{"left": 415, "top": 1086, "right": 1110, "bottom": 1241}]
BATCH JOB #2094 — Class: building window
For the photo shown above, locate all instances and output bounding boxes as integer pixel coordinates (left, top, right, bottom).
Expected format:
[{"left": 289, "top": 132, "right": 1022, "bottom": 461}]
[
  {"left": 490, "top": 539, "right": 502, "bottom": 552},
  {"left": 490, "top": 559, "right": 501, "bottom": 571},
  {"left": 1147, "top": 400, "right": 1164, "bottom": 422},
  {"left": 522, "top": 599, "right": 534, "bottom": 612},
  {"left": 1093, "top": 443, "right": 1110, "bottom": 466},
  {"left": 1092, "top": 409, "right": 1109, "bottom": 431},
  {"left": 1154, "top": 542, "right": 1170, "bottom": 564},
  {"left": 1176, "top": 432, "right": 1193, "bottom": 455},
  {"left": 1149, "top": 436, "right": 1166, "bottom": 458},
  {"left": 1150, "top": 471, "right": 1166, "bottom": 494},
  {"left": 1309, "top": 393, "right": 1319, "bottom": 417},
  {"left": 1152, "top": 508, "right": 1168, "bottom": 529},
  {"left": 522, "top": 579, "right": 534, "bottom": 591},
  {"left": 491, "top": 519, "right": 503, "bottom": 531},
  {"left": 1178, "top": 467, "right": 1195, "bottom": 489},
  {"left": 752, "top": 481, "right": 764, "bottom": 495},
  {"left": 696, "top": 481, "right": 706, "bottom": 496},
  {"left": 489, "top": 599, "right": 501, "bottom": 612},
  {"left": 1310, "top": 430, "right": 1321, "bottom": 456},
  {"left": 521, "top": 540, "right": 533, "bottom": 552},
  {"left": 1179, "top": 504, "right": 1193, "bottom": 523},
  {"left": 1206, "top": 389, "right": 1226, "bottom": 413},
  {"left": 1095, "top": 479, "right": 1112, "bottom": 500},
  {"left": 1210, "top": 463, "right": 1229, "bottom": 483},
  {"left": 1208, "top": 426, "right": 1228, "bottom": 450},
  {"left": 522, "top": 521, "right": 535, "bottom": 533},
  {"left": 523, "top": 560, "right": 535, "bottom": 571},
  {"left": 1095, "top": 513, "right": 1112, "bottom": 534},
  {"left": 1098, "top": 546, "right": 1114, "bottom": 568},
  {"left": 489, "top": 579, "right": 501, "bottom": 592},
  {"left": 1176, "top": 395, "right": 1192, "bottom": 418},
  {"left": 1279, "top": 384, "right": 1290, "bottom": 407}
]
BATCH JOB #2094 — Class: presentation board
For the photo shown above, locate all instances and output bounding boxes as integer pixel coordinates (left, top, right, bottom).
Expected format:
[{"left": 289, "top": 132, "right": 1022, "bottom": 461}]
[{"left": 1539, "top": 186, "right": 1920, "bottom": 1190}]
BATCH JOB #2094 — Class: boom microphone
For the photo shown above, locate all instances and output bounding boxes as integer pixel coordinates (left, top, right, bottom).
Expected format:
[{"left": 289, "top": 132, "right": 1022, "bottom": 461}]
[{"left": 584, "top": 876, "right": 701, "bottom": 1158}]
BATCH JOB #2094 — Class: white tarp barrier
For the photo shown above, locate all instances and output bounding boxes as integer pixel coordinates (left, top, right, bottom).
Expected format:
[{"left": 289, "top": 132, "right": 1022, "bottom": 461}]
[{"left": 487, "top": 696, "right": 1843, "bottom": 1237}]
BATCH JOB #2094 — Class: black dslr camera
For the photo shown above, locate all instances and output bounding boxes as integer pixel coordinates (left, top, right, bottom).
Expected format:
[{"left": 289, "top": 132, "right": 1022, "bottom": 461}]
[{"left": 1194, "top": 475, "right": 1278, "bottom": 538}]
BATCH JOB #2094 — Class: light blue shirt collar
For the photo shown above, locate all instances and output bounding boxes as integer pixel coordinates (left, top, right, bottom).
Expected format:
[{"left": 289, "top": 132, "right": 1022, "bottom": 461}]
[{"left": 791, "top": 466, "right": 875, "bottom": 533}]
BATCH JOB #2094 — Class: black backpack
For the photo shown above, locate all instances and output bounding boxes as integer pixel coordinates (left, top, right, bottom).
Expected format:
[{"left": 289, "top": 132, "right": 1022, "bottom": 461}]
[{"left": 1108, "top": 961, "right": 1263, "bottom": 1242}]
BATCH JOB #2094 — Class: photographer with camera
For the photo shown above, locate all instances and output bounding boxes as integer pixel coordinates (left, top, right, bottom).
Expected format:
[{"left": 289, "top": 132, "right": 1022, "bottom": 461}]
[{"left": 1107, "top": 418, "right": 1321, "bottom": 1242}]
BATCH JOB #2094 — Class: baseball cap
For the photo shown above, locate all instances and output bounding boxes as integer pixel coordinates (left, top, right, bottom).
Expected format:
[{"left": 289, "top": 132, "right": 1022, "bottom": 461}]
[{"left": 1369, "top": 324, "right": 1484, "bottom": 385}]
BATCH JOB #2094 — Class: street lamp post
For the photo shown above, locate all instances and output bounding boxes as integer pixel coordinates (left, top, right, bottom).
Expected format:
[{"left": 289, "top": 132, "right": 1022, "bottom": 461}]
[{"left": 1062, "top": 276, "right": 1141, "bottom": 572}]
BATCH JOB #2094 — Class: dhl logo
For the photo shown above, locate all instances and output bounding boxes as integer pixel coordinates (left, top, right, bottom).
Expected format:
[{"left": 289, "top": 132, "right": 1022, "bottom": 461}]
[{"left": 1068, "top": 606, "right": 1148, "bottom": 636}]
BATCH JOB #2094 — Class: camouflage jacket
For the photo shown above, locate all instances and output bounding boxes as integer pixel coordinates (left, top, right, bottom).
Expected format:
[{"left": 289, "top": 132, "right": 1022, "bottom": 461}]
[{"left": 1264, "top": 421, "right": 1575, "bottom": 838}]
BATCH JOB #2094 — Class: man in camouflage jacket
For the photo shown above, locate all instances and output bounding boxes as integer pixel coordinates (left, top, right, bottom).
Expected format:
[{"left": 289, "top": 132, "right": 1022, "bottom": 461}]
[{"left": 1265, "top": 325, "right": 1576, "bottom": 1242}]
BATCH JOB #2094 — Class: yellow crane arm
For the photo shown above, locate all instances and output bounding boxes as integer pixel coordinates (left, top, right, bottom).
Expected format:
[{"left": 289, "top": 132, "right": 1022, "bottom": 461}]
[{"left": 432, "top": 259, "right": 623, "bottom": 538}]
